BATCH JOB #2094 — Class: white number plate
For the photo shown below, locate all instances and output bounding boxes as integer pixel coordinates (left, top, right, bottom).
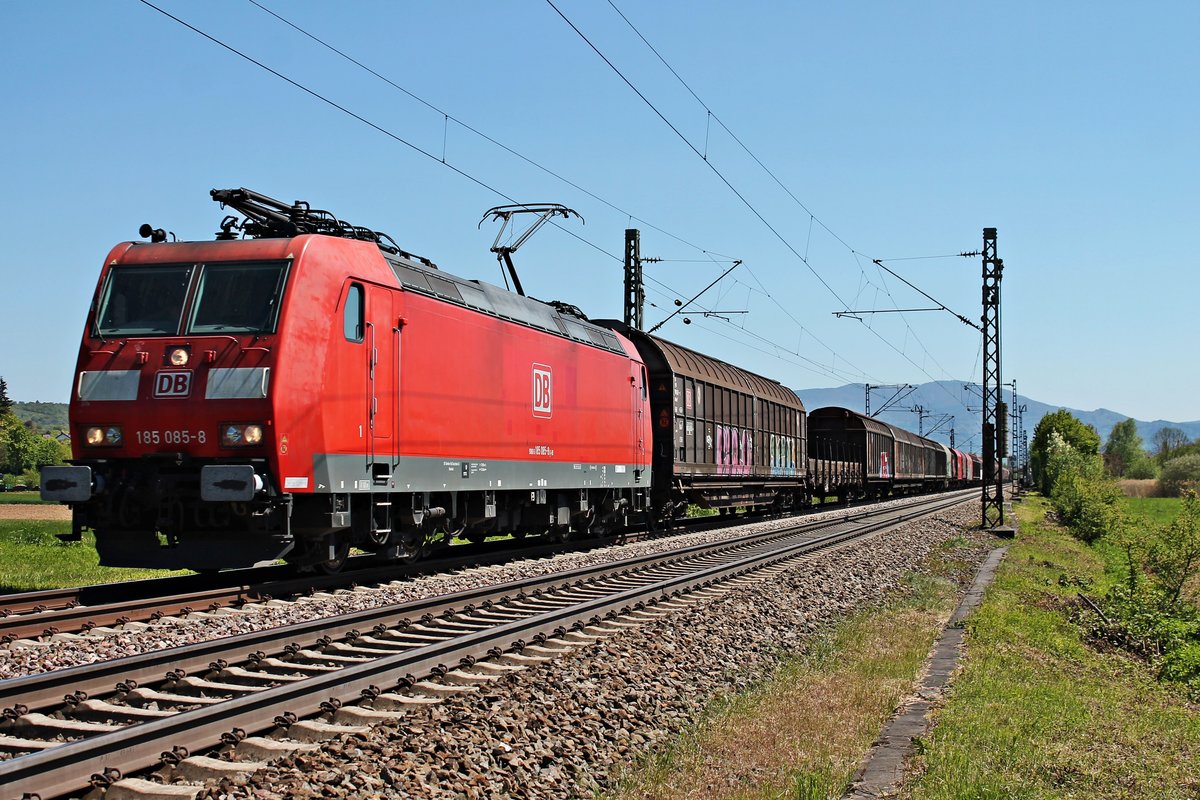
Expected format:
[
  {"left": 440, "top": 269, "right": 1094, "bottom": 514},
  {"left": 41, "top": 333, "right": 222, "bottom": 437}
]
[{"left": 135, "top": 429, "right": 207, "bottom": 445}]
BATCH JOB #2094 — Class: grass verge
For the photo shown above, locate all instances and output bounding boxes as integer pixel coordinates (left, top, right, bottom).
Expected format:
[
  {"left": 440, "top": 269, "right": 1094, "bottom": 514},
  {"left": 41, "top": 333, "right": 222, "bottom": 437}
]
[
  {"left": 900, "top": 495, "right": 1200, "bottom": 800},
  {"left": 605, "top": 534, "right": 989, "bottom": 800},
  {"left": 0, "top": 491, "right": 53, "bottom": 505},
  {"left": 0, "top": 520, "right": 189, "bottom": 591}
]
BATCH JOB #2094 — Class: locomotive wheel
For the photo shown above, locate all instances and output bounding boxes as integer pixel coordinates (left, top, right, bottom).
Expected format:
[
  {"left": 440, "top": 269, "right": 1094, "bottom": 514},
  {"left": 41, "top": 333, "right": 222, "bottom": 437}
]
[
  {"left": 572, "top": 508, "right": 596, "bottom": 537},
  {"left": 290, "top": 537, "right": 350, "bottom": 574},
  {"left": 314, "top": 540, "right": 350, "bottom": 574}
]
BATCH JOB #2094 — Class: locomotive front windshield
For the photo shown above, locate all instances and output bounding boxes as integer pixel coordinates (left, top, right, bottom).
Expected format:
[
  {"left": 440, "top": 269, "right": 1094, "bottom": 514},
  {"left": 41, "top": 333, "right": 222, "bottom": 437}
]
[
  {"left": 188, "top": 262, "right": 288, "bottom": 334},
  {"left": 96, "top": 265, "right": 193, "bottom": 335},
  {"left": 95, "top": 261, "right": 288, "bottom": 337}
]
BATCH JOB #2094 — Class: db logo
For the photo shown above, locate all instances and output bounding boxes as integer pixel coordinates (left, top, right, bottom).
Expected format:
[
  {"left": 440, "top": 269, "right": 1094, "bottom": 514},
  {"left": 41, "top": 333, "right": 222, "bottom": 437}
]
[
  {"left": 154, "top": 371, "right": 192, "bottom": 398},
  {"left": 532, "top": 364, "right": 552, "bottom": 419}
]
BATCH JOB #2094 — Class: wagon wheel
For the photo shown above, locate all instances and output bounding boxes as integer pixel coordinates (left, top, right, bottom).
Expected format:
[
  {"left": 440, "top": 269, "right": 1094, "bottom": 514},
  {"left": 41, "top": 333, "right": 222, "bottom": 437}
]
[{"left": 544, "top": 526, "right": 569, "bottom": 544}]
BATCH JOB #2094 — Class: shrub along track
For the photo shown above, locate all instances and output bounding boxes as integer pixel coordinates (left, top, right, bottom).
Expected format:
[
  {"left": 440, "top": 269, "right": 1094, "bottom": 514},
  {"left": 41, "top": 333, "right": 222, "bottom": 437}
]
[{"left": 0, "top": 491, "right": 972, "bottom": 799}]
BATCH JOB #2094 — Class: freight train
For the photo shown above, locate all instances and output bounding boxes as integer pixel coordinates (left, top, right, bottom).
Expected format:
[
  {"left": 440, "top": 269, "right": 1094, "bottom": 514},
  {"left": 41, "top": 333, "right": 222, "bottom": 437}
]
[{"left": 41, "top": 188, "right": 977, "bottom": 572}]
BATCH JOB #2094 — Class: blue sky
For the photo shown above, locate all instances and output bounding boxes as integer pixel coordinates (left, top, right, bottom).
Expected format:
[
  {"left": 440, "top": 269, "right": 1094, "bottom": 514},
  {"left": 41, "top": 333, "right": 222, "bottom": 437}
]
[{"left": 1, "top": 1, "right": 1196, "bottom": 424}]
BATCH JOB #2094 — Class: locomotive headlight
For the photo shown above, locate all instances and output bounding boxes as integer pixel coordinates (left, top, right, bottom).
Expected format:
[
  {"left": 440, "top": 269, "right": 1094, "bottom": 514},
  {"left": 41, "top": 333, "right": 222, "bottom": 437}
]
[
  {"left": 84, "top": 425, "right": 123, "bottom": 447},
  {"left": 221, "top": 423, "right": 265, "bottom": 447},
  {"left": 169, "top": 347, "right": 190, "bottom": 366}
]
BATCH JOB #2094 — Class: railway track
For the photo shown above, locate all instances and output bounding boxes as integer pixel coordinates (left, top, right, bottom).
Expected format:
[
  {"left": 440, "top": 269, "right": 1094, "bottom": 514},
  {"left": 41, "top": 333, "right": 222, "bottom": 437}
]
[
  {"left": 0, "top": 529, "right": 656, "bottom": 643},
  {"left": 0, "top": 490, "right": 972, "bottom": 799},
  {"left": 0, "top": 496, "right": 876, "bottom": 643}
]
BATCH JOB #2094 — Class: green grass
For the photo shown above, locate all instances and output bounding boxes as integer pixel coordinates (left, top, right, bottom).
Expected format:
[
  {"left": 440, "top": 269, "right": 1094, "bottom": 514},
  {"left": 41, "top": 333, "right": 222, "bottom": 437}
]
[
  {"left": 0, "top": 491, "right": 53, "bottom": 504},
  {"left": 1120, "top": 495, "right": 1183, "bottom": 527},
  {"left": 0, "top": 520, "right": 189, "bottom": 591},
  {"left": 902, "top": 496, "right": 1200, "bottom": 800}
]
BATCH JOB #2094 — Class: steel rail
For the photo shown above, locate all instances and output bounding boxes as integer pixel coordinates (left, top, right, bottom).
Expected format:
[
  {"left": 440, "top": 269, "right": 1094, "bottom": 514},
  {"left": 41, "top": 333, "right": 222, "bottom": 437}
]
[
  {"left": 0, "top": 586, "right": 81, "bottom": 616},
  {"left": 0, "top": 492, "right": 971, "bottom": 799}
]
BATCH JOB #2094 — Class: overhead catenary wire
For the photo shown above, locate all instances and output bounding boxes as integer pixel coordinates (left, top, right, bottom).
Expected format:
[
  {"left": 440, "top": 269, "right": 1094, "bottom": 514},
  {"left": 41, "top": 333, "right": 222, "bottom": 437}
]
[
  {"left": 546, "top": 0, "right": 853, "bottom": 311},
  {"left": 235, "top": 0, "right": 877, "bottom": 380},
  {"left": 144, "top": 0, "right": 883, "bottom": 387},
  {"left": 594, "top": 0, "right": 984, "bottom": 391},
  {"left": 242, "top": 0, "right": 736, "bottom": 264},
  {"left": 146, "top": 0, "right": 975, "bottom": 409}
]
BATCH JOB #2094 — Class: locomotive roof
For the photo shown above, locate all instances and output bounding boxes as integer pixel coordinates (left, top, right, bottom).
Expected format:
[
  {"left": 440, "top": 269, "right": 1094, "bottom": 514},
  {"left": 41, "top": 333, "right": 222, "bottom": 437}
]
[{"left": 384, "top": 256, "right": 628, "bottom": 357}]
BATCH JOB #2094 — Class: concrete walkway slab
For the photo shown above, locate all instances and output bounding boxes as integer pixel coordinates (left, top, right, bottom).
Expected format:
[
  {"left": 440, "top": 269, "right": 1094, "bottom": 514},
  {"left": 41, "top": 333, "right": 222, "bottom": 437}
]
[{"left": 842, "top": 543, "right": 1010, "bottom": 799}]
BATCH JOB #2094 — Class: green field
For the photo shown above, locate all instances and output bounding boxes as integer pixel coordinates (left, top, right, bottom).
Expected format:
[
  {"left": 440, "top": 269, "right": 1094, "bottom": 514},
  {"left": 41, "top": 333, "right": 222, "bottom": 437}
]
[
  {"left": 0, "top": 491, "right": 51, "bottom": 504},
  {"left": 1120, "top": 494, "right": 1183, "bottom": 526}
]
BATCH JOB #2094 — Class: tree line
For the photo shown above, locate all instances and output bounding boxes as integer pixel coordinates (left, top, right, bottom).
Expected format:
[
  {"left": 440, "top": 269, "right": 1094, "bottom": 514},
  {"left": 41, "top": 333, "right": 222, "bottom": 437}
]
[
  {"left": 0, "top": 376, "right": 71, "bottom": 488},
  {"left": 1031, "top": 409, "right": 1200, "bottom": 496}
]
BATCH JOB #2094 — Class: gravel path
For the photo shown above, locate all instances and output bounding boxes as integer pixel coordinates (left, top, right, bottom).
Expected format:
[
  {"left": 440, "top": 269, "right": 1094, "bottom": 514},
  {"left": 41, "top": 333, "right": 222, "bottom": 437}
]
[
  {"left": 186, "top": 502, "right": 989, "bottom": 800},
  {"left": 0, "top": 503, "right": 70, "bottom": 521}
]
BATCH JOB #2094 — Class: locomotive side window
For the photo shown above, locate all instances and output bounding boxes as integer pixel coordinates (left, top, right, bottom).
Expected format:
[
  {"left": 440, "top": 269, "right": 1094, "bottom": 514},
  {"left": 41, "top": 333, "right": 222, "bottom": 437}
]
[
  {"left": 188, "top": 261, "right": 288, "bottom": 334},
  {"left": 343, "top": 283, "right": 364, "bottom": 343},
  {"left": 96, "top": 264, "right": 193, "bottom": 336}
]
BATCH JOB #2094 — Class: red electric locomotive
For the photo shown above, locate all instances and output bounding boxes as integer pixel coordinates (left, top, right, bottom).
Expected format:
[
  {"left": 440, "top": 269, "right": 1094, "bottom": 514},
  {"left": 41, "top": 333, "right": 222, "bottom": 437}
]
[{"left": 42, "top": 189, "right": 652, "bottom": 570}]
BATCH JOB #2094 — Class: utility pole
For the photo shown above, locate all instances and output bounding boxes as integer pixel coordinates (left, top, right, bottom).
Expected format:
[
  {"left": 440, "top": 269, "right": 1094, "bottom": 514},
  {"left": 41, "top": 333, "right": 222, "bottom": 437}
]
[
  {"left": 910, "top": 405, "right": 929, "bottom": 436},
  {"left": 1013, "top": 400, "right": 1027, "bottom": 492},
  {"left": 865, "top": 384, "right": 914, "bottom": 417},
  {"left": 1010, "top": 380, "right": 1018, "bottom": 483},
  {"left": 623, "top": 229, "right": 644, "bottom": 330},
  {"left": 1021, "top": 430, "right": 1030, "bottom": 484},
  {"left": 980, "top": 227, "right": 1009, "bottom": 533}
]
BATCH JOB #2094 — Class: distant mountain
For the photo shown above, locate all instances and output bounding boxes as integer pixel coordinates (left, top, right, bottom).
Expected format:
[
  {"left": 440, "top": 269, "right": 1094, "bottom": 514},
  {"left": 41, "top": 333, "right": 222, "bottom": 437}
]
[{"left": 794, "top": 381, "right": 1200, "bottom": 453}]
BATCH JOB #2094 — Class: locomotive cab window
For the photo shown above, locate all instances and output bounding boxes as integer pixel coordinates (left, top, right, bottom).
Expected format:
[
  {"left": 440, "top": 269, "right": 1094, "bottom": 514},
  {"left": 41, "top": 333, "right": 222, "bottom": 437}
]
[
  {"left": 343, "top": 283, "right": 364, "bottom": 343},
  {"left": 95, "top": 264, "right": 193, "bottom": 336},
  {"left": 188, "top": 261, "right": 289, "bottom": 334}
]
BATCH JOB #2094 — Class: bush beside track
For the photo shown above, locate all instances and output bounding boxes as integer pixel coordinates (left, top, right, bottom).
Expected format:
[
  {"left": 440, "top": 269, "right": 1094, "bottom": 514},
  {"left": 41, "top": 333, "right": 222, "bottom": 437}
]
[{"left": 901, "top": 495, "right": 1200, "bottom": 800}]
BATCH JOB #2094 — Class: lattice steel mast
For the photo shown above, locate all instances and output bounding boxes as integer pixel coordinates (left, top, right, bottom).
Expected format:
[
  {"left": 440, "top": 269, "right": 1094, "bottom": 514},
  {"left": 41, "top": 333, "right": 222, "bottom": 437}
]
[{"left": 981, "top": 227, "right": 1006, "bottom": 527}]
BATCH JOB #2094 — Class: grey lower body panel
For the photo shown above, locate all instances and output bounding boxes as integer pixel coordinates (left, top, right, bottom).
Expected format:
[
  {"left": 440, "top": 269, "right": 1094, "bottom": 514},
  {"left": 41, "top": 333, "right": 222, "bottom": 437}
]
[{"left": 310, "top": 454, "right": 649, "bottom": 494}]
